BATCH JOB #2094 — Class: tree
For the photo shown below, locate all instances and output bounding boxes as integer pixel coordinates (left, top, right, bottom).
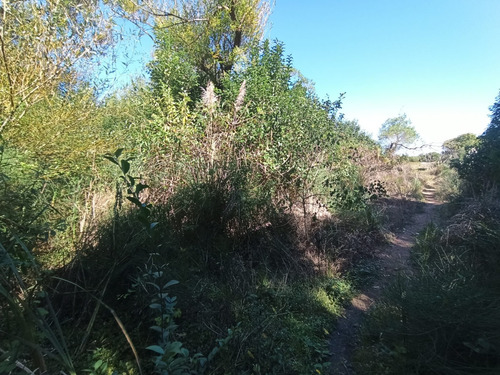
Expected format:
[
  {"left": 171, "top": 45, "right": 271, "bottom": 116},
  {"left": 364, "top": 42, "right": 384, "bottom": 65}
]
[
  {"left": 0, "top": 0, "right": 116, "bottom": 133},
  {"left": 149, "top": 0, "right": 272, "bottom": 95},
  {"left": 442, "top": 133, "right": 478, "bottom": 162},
  {"left": 458, "top": 90, "right": 500, "bottom": 191},
  {"left": 378, "top": 113, "right": 419, "bottom": 155}
]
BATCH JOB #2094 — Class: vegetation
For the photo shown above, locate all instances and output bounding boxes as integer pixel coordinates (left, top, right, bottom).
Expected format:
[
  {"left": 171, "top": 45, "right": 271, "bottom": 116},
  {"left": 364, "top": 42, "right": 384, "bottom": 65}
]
[
  {"left": 0, "top": 0, "right": 115, "bottom": 133},
  {"left": 1, "top": 1, "right": 498, "bottom": 374},
  {"left": 455, "top": 92, "right": 500, "bottom": 194},
  {"left": 354, "top": 92, "right": 500, "bottom": 374},
  {"left": 442, "top": 133, "right": 479, "bottom": 163},
  {"left": 378, "top": 113, "right": 420, "bottom": 156},
  {"left": 0, "top": 2, "right": 384, "bottom": 374}
]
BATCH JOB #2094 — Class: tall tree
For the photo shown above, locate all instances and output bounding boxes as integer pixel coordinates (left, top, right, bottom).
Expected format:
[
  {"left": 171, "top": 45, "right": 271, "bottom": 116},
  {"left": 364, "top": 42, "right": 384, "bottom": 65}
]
[
  {"left": 378, "top": 113, "right": 419, "bottom": 155},
  {"left": 0, "top": 0, "right": 115, "bottom": 133},
  {"left": 455, "top": 91, "right": 500, "bottom": 192},
  {"left": 149, "top": 0, "right": 272, "bottom": 95},
  {"left": 442, "top": 133, "right": 478, "bottom": 162}
]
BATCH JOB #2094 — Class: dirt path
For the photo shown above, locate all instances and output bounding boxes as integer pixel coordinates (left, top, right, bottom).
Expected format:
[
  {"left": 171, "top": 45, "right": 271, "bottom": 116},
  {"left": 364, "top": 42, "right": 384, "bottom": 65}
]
[{"left": 329, "top": 182, "right": 441, "bottom": 374}]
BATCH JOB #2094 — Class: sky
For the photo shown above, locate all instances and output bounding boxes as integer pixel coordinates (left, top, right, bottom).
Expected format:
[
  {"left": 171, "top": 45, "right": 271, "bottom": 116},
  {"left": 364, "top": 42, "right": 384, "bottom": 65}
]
[
  {"left": 266, "top": 0, "right": 500, "bottom": 152},
  {"left": 108, "top": 0, "right": 500, "bottom": 154}
]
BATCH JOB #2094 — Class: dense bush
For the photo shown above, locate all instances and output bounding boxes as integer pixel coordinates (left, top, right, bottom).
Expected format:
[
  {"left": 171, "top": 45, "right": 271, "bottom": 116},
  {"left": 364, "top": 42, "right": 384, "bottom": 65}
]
[
  {"left": 0, "top": 0, "right": 391, "bottom": 371},
  {"left": 456, "top": 91, "right": 500, "bottom": 194}
]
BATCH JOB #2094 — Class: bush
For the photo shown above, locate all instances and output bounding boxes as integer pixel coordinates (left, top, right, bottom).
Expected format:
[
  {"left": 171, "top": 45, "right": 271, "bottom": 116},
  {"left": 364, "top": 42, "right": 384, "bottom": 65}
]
[{"left": 456, "top": 91, "right": 500, "bottom": 194}]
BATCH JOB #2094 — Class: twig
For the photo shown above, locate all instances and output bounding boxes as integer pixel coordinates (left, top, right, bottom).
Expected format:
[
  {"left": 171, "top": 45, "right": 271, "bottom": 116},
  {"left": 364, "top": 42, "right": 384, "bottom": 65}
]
[{"left": 0, "top": 348, "right": 36, "bottom": 375}]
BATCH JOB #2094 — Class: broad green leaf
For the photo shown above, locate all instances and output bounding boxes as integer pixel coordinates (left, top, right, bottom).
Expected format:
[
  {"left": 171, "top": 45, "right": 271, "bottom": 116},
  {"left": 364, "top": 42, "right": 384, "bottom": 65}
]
[
  {"left": 114, "top": 148, "right": 124, "bottom": 158},
  {"left": 94, "top": 360, "right": 103, "bottom": 370},
  {"left": 150, "top": 325, "right": 163, "bottom": 332},
  {"left": 126, "top": 197, "right": 142, "bottom": 207},
  {"left": 165, "top": 341, "right": 184, "bottom": 355},
  {"left": 121, "top": 160, "right": 130, "bottom": 174},
  {"left": 146, "top": 345, "right": 165, "bottom": 355},
  {"left": 163, "top": 280, "right": 179, "bottom": 289},
  {"left": 103, "top": 155, "right": 119, "bottom": 166},
  {"left": 135, "top": 183, "right": 149, "bottom": 194}
]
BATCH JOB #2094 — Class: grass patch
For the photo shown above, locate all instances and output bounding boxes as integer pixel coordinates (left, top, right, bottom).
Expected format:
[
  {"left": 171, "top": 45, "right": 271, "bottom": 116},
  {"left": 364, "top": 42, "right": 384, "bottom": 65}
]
[{"left": 353, "top": 197, "right": 500, "bottom": 374}]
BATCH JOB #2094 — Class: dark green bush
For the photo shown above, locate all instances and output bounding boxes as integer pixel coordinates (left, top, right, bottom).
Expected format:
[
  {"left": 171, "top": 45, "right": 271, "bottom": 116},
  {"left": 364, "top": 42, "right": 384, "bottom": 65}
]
[{"left": 456, "top": 91, "right": 500, "bottom": 194}]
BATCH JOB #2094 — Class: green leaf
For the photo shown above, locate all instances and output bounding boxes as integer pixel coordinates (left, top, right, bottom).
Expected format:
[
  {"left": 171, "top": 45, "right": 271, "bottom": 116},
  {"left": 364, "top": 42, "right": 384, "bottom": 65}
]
[
  {"left": 103, "top": 155, "right": 119, "bottom": 166},
  {"left": 114, "top": 148, "right": 124, "bottom": 158},
  {"left": 121, "top": 160, "right": 130, "bottom": 175},
  {"left": 165, "top": 341, "right": 184, "bottom": 355},
  {"left": 94, "top": 360, "right": 103, "bottom": 370},
  {"left": 163, "top": 280, "right": 179, "bottom": 289},
  {"left": 146, "top": 345, "right": 165, "bottom": 355},
  {"left": 37, "top": 307, "right": 49, "bottom": 316},
  {"left": 207, "top": 346, "right": 219, "bottom": 362},
  {"left": 135, "top": 183, "right": 149, "bottom": 194},
  {"left": 126, "top": 197, "right": 142, "bottom": 207}
]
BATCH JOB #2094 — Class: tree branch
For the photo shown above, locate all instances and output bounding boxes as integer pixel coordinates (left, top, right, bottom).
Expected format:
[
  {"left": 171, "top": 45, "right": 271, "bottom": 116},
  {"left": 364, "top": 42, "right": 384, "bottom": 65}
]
[
  {"left": 125, "top": 0, "right": 207, "bottom": 27},
  {"left": 0, "top": 7, "right": 15, "bottom": 112},
  {"left": 398, "top": 143, "right": 434, "bottom": 151}
]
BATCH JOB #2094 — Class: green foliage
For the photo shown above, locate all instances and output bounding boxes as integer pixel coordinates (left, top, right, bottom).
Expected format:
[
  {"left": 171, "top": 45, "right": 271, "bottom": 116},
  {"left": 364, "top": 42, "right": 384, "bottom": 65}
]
[
  {"left": 132, "top": 259, "right": 229, "bottom": 374},
  {"left": 149, "top": 32, "right": 201, "bottom": 102},
  {"left": 0, "top": 145, "right": 81, "bottom": 261},
  {"left": 457, "top": 91, "right": 500, "bottom": 193},
  {"left": 324, "top": 165, "right": 387, "bottom": 212},
  {"left": 0, "top": 237, "right": 76, "bottom": 374},
  {"left": 355, "top": 199, "right": 500, "bottom": 374},
  {"left": 166, "top": 160, "right": 272, "bottom": 263},
  {"left": 418, "top": 151, "right": 441, "bottom": 162},
  {"left": 5, "top": 89, "right": 122, "bottom": 180},
  {"left": 103, "top": 148, "right": 155, "bottom": 229},
  {"left": 378, "top": 113, "right": 419, "bottom": 155},
  {"left": 434, "top": 163, "right": 462, "bottom": 201},
  {"left": 0, "top": 0, "right": 115, "bottom": 132},
  {"left": 209, "top": 276, "right": 354, "bottom": 374},
  {"left": 0, "top": 3, "right": 387, "bottom": 372},
  {"left": 442, "top": 133, "right": 478, "bottom": 163},
  {"left": 150, "top": 0, "right": 270, "bottom": 89}
]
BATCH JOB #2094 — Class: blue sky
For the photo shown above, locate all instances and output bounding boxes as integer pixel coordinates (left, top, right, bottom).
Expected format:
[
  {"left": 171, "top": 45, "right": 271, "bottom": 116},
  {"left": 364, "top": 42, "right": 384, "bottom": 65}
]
[
  {"left": 109, "top": 0, "right": 500, "bottom": 153},
  {"left": 266, "top": 0, "right": 500, "bottom": 152}
]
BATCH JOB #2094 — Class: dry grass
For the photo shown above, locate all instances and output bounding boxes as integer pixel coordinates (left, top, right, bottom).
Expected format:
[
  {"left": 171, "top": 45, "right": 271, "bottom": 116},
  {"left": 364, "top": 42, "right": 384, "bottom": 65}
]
[{"left": 360, "top": 160, "right": 440, "bottom": 232}]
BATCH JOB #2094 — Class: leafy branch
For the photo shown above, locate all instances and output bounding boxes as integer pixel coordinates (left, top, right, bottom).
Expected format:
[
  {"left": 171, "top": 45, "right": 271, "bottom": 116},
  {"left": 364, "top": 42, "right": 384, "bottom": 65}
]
[{"left": 103, "top": 148, "right": 156, "bottom": 229}]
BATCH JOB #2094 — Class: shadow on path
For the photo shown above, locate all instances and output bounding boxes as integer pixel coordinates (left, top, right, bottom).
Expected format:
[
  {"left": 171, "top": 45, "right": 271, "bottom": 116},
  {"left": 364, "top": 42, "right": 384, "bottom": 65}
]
[{"left": 329, "top": 187, "right": 441, "bottom": 374}]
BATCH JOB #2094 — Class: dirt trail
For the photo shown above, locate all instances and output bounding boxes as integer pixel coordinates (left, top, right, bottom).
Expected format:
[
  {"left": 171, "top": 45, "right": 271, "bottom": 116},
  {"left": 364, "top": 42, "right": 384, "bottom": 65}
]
[{"left": 329, "top": 179, "right": 441, "bottom": 374}]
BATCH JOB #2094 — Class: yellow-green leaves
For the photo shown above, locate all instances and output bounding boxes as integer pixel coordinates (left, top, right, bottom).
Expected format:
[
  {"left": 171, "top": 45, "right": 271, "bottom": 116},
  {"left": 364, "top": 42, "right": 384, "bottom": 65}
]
[
  {"left": 0, "top": 0, "right": 115, "bottom": 133},
  {"left": 151, "top": 0, "right": 272, "bottom": 88}
]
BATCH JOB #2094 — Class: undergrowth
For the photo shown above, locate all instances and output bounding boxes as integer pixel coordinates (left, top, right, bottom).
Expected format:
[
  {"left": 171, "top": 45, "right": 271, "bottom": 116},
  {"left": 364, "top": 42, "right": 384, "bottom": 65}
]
[
  {"left": 1, "top": 147, "right": 384, "bottom": 374},
  {"left": 354, "top": 195, "right": 500, "bottom": 374}
]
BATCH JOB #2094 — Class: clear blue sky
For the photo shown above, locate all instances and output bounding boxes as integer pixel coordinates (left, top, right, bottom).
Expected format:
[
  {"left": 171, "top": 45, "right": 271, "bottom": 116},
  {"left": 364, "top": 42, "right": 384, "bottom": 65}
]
[
  {"left": 109, "top": 0, "right": 500, "bottom": 153},
  {"left": 266, "top": 0, "right": 500, "bottom": 152}
]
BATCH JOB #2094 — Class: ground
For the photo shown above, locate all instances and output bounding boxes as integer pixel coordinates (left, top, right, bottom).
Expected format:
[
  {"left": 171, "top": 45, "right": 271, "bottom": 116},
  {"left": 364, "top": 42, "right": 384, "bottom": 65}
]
[{"left": 329, "top": 167, "right": 441, "bottom": 374}]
